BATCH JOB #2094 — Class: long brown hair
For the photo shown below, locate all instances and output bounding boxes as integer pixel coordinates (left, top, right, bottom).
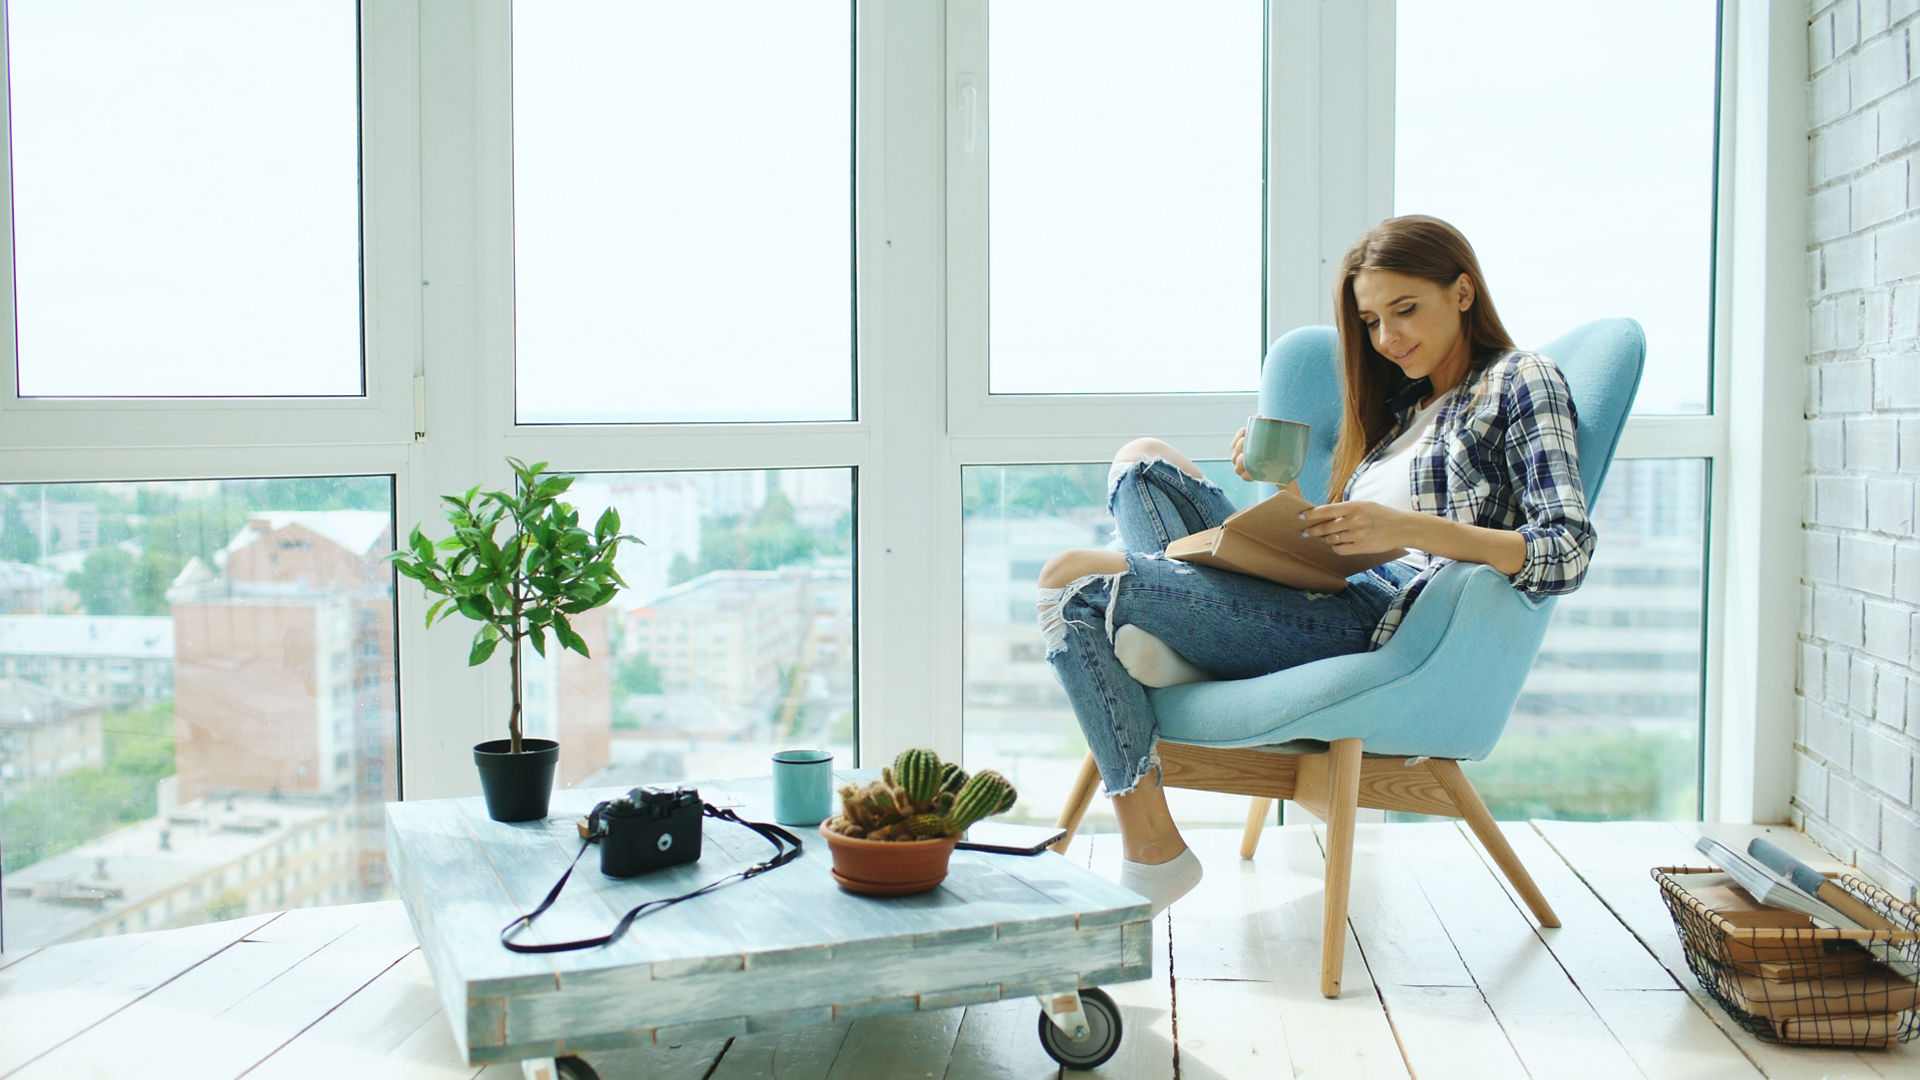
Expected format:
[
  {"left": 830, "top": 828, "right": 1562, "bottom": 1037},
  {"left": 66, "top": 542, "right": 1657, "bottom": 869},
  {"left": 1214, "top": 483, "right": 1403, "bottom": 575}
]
[{"left": 1326, "top": 215, "right": 1515, "bottom": 501}]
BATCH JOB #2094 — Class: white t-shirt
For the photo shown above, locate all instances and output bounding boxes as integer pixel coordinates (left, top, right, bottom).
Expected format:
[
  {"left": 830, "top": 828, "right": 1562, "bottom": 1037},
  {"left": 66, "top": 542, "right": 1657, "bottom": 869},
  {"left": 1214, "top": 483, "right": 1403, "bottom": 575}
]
[
  {"left": 1348, "top": 394, "right": 1445, "bottom": 512},
  {"left": 1347, "top": 394, "right": 1447, "bottom": 567}
]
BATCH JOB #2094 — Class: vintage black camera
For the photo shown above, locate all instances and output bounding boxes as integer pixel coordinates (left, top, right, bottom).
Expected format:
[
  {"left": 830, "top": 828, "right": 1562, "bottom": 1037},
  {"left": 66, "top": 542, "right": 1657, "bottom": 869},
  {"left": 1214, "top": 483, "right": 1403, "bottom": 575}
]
[{"left": 586, "top": 786, "right": 703, "bottom": 878}]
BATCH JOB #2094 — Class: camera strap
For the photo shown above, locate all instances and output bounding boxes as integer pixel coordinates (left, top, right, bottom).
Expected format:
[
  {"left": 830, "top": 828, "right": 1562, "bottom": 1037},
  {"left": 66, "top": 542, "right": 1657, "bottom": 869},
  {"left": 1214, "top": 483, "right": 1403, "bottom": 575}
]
[{"left": 500, "top": 803, "right": 804, "bottom": 954}]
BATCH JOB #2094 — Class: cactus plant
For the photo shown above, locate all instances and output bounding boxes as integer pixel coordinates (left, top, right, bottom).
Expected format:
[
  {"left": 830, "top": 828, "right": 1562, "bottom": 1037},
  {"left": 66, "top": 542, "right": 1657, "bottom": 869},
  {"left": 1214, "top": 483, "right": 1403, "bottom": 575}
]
[
  {"left": 938, "top": 761, "right": 966, "bottom": 796},
  {"left": 948, "top": 770, "right": 1018, "bottom": 833},
  {"left": 893, "top": 748, "right": 943, "bottom": 805},
  {"left": 821, "top": 748, "right": 1018, "bottom": 843}
]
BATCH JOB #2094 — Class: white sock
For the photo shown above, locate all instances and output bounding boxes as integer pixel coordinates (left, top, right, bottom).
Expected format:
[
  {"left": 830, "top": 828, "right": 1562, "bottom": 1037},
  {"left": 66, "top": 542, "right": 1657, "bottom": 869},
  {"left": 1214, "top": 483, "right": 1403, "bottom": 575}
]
[
  {"left": 1114, "top": 625, "right": 1211, "bottom": 688},
  {"left": 1119, "top": 848, "right": 1204, "bottom": 915}
]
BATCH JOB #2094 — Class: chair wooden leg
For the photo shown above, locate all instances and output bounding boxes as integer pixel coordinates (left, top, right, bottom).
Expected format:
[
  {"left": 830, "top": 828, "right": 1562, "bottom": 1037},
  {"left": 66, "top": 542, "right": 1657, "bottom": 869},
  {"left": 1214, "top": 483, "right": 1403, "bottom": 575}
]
[
  {"left": 1239, "top": 798, "right": 1272, "bottom": 858},
  {"left": 1428, "top": 759, "right": 1561, "bottom": 928},
  {"left": 1319, "top": 738, "right": 1363, "bottom": 998},
  {"left": 1052, "top": 752, "right": 1102, "bottom": 854}
]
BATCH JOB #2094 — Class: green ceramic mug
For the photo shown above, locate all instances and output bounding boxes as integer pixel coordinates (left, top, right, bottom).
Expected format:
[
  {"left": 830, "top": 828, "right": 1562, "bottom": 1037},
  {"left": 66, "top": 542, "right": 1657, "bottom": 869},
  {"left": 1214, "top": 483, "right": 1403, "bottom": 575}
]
[{"left": 1243, "top": 415, "right": 1310, "bottom": 486}]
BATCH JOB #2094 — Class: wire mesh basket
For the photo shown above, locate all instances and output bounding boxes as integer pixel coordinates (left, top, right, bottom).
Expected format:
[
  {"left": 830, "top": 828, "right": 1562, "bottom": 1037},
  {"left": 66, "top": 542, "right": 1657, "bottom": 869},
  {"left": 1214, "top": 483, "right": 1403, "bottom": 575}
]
[{"left": 1654, "top": 866, "right": 1920, "bottom": 1048}]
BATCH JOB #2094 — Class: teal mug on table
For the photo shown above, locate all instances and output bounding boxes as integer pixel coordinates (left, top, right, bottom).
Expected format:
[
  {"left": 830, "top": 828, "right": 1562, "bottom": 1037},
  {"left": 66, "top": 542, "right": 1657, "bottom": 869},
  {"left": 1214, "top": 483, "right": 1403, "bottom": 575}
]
[{"left": 772, "top": 749, "right": 835, "bottom": 826}]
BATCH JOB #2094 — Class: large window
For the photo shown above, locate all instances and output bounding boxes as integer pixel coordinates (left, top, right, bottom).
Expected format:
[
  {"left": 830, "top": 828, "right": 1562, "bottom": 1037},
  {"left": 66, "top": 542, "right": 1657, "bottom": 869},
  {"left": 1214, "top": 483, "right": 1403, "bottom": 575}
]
[
  {"left": 0, "top": 1, "right": 1772, "bottom": 951},
  {"left": 0, "top": 478, "right": 398, "bottom": 950},
  {"left": 5, "top": 0, "right": 361, "bottom": 397}
]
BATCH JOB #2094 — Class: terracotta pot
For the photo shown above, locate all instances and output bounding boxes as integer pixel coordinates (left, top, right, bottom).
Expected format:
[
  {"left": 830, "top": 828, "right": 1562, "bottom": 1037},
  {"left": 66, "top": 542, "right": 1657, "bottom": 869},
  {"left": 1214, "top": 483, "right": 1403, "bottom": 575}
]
[{"left": 818, "top": 824, "right": 960, "bottom": 896}]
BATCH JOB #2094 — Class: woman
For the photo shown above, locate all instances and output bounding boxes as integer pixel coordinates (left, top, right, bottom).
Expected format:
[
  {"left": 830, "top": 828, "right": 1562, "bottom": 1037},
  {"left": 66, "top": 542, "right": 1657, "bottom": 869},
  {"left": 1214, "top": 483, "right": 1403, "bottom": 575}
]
[{"left": 1035, "top": 215, "right": 1593, "bottom": 913}]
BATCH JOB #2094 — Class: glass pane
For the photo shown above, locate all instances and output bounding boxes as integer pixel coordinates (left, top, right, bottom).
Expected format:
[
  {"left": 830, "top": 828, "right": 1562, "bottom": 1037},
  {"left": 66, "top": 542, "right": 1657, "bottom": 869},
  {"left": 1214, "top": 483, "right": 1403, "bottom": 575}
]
[
  {"left": 1459, "top": 459, "right": 1708, "bottom": 820},
  {"left": 0, "top": 477, "right": 398, "bottom": 950},
  {"left": 962, "top": 461, "right": 1265, "bottom": 828},
  {"left": 1395, "top": 1, "right": 1716, "bottom": 414},
  {"left": 7, "top": 1, "right": 361, "bottom": 397},
  {"left": 988, "top": 2, "right": 1263, "bottom": 395},
  {"left": 519, "top": 470, "right": 855, "bottom": 790},
  {"left": 512, "top": 3, "right": 854, "bottom": 424}
]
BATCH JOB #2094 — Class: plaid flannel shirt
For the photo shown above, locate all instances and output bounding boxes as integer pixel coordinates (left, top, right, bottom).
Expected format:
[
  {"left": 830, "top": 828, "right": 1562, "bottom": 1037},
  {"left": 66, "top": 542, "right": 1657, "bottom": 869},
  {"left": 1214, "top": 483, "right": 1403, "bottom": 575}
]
[{"left": 1346, "top": 349, "right": 1594, "bottom": 649}]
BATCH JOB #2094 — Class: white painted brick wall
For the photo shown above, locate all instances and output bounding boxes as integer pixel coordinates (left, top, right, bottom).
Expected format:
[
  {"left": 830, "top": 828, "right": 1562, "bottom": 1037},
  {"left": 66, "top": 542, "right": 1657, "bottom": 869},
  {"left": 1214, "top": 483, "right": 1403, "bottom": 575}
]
[
  {"left": 1877, "top": 667, "right": 1908, "bottom": 724},
  {"left": 1867, "top": 476, "right": 1913, "bottom": 531},
  {"left": 1896, "top": 540, "right": 1920, "bottom": 600},
  {"left": 1801, "top": 1, "right": 1920, "bottom": 901},
  {"left": 1879, "top": 352, "right": 1920, "bottom": 407}
]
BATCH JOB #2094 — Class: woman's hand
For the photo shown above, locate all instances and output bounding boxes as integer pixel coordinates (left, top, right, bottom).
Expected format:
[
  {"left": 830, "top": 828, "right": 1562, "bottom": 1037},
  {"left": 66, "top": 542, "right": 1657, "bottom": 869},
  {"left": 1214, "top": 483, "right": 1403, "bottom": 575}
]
[
  {"left": 1300, "top": 500, "right": 1529, "bottom": 574},
  {"left": 1297, "top": 500, "right": 1417, "bottom": 557},
  {"left": 1230, "top": 427, "right": 1252, "bottom": 482}
]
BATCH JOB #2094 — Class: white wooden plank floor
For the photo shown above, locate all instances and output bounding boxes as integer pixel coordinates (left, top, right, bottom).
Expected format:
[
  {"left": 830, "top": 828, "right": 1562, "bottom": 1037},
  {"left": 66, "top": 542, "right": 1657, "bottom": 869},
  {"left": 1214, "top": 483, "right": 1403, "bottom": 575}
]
[{"left": 1, "top": 821, "right": 1913, "bottom": 1079}]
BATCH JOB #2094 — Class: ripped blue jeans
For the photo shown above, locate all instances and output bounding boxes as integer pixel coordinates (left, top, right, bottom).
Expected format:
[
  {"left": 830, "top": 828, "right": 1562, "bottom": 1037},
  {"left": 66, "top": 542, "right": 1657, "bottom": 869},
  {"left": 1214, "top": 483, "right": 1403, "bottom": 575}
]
[{"left": 1038, "top": 459, "right": 1414, "bottom": 796}]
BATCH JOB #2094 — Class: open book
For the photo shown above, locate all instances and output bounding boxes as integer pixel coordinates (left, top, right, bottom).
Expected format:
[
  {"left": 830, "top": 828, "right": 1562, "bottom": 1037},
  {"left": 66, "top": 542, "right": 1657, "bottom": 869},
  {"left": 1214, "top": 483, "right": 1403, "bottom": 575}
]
[
  {"left": 1694, "top": 836, "right": 1863, "bottom": 929},
  {"left": 1165, "top": 488, "right": 1405, "bottom": 591}
]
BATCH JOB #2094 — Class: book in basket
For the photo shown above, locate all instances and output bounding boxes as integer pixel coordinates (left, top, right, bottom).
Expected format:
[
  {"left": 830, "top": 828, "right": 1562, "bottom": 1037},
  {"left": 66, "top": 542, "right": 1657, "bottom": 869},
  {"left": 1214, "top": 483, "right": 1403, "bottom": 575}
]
[{"left": 1165, "top": 488, "right": 1405, "bottom": 592}]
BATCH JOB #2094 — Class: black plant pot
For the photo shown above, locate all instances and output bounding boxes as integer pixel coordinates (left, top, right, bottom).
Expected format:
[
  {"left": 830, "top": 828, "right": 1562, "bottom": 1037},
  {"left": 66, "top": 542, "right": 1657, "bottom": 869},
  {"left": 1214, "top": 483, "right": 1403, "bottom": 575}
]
[{"left": 473, "top": 738, "right": 560, "bottom": 822}]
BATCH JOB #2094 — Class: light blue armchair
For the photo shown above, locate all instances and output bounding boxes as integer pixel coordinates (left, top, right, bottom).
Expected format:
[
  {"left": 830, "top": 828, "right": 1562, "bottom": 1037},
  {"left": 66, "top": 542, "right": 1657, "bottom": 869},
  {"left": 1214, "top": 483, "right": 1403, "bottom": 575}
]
[{"left": 1054, "top": 318, "right": 1646, "bottom": 998}]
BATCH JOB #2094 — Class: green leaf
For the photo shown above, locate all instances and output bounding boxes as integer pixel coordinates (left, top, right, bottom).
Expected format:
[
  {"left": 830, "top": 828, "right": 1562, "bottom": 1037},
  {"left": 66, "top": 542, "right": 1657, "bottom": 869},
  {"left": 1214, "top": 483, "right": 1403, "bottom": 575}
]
[
  {"left": 594, "top": 506, "right": 620, "bottom": 543},
  {"left": 553, "top": 614, "right": 588, "bottom": 657},
  {"left": 529, "top": 624, "right": 548, "bottom": 657},
  {"left": 425, "top": 597, "right": 453, "bottom": 625},
  {"left": 469, "top": 628, "right": 501, "bottom": 666}
]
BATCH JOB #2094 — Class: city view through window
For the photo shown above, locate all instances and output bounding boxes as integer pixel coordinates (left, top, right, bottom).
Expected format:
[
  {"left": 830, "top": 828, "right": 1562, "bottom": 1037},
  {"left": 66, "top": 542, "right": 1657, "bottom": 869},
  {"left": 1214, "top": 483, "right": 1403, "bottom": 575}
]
[
  {"left": 0, "top": 468, "right": 853, "bottom": 950},
  {"left": 0, "top": 477, "right": 398, "bottom": 950},
  {"left": 963, "top": 457, "right": 1706, "bottom": 831},
  {"left": 535, "top": 470, "right": 856, "bottom": 796}
]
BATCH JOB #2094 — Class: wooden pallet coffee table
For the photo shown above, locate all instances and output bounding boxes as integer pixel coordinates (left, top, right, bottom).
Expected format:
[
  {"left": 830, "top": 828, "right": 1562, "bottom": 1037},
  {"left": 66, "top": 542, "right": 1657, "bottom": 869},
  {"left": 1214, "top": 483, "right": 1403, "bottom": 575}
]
[{"left": 386, "top": 774, "right": 1151, "bottom": 1077}]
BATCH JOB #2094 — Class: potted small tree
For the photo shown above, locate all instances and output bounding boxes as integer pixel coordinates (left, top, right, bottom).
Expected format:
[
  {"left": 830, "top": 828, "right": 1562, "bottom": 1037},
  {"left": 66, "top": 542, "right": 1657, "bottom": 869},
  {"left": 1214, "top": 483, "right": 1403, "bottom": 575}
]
[
  {"left": 821, "top": 748, "right": 1017, "bottom": 895},
  {"left": 388, "top": 457, "right": 639, "bottom": 822}
]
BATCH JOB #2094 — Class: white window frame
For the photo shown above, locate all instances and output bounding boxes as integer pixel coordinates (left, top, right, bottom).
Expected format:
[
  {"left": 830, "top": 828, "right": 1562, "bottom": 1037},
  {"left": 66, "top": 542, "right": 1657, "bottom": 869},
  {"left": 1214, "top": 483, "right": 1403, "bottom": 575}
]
[
  {"left": 0, "top": 0, "right": 420, "bottom": 452},
  {"left": 0, "top": 0, "right": 1804, "bottom": 821}
]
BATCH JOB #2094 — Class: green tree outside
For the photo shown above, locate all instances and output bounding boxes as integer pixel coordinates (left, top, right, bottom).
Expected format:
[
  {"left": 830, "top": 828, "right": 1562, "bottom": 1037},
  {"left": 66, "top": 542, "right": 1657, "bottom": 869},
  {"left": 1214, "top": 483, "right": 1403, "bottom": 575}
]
[
  {"left": 671, "top": 492, "right": 836, "bottom": 586},
  {"left": 613, "top": 651, "right": 664, "bottom": 697},
  {"left": 1, "top": 500, "right": 41, "bottom": 564},
  {"left": 1, "top": 703, "right": 176, "bottom": 873},
  {"left": 66, "top": 547, "right": 141, "bottom": 615}
]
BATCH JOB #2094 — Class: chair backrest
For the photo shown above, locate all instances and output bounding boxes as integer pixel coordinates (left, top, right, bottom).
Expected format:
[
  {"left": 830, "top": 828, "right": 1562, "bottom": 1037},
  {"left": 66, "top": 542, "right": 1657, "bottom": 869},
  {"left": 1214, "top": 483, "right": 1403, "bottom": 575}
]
[
  {"left": 1537, "top": 319, "right": 1646, "bottom": 505},
  {"left": 1258, "top": 327, "right": 1344, "bottom": 502},
  {"left": 1259, "top": 320, "right": 1646, "bottom": 506}
]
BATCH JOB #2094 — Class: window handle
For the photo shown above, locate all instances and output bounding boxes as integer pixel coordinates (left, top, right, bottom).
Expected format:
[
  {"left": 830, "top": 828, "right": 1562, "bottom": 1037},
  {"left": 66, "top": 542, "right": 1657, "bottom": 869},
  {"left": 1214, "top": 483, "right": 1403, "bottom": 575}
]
[{"left": 957, "top": 74, "right": 978, "bottom": 153}]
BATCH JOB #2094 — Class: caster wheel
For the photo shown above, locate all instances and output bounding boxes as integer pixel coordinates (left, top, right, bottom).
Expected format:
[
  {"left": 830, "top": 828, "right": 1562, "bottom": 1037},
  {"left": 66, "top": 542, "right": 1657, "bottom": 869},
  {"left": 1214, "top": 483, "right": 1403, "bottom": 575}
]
[
  {"left": 1037, "top": 987, "right": 1122, "bottom": 1070},
  {"left": 556, "top": 1055, "right": 601, "bottom": 1080}
]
